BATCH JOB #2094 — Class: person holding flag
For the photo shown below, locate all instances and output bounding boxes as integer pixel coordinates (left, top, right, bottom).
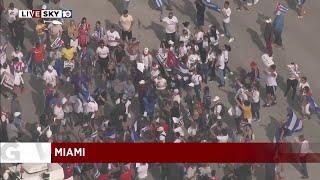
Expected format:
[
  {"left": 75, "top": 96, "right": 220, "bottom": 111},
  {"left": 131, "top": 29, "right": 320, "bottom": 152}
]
[{"left": 273, "top": 2, "right": 288, "bottom": 47}]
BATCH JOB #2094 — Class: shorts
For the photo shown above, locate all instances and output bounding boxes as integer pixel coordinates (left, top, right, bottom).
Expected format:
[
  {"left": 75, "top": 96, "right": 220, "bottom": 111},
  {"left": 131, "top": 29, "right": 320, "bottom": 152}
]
[{"left": 266, "top": 85, "right": 277, "bottom": 96}]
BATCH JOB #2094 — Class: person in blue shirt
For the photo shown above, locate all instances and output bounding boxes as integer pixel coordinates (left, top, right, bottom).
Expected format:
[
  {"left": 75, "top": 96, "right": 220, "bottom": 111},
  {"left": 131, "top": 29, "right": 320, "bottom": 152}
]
[{"left": 273, "top": 11, "right": 285, "bottom": 47}]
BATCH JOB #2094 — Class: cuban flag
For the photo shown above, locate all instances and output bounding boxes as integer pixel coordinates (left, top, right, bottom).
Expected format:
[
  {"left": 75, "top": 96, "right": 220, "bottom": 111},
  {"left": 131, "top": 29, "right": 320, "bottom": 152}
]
[
  {"left": 155, "top": 0, "right": 163, "bottom": 8},
  {"left": 273, "top": 109, "right": 302, "bottom": 143},
  {"left": 166, "top": 50, "right": 190, "bottom": 77},
  {"left": 275, "top": 2, "right": 289, "bottom": 13},
  {"left": 307, "top": 96, "right": 320, "bottom": 113},
  {"left": 78, "top": 80, "right": 91, "bottom": 102},
  {"left": 202, "top": 0, "right": 221, "bottom": 13}
]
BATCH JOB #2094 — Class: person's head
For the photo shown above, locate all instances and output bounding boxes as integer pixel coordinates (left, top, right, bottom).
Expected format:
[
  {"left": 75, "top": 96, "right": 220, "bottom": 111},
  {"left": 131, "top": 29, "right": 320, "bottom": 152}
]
[
  {"left": 96, "top": 20, "right": 101, "bottom": 27},
  {"left": 182, "top": 21, "right": 190, "bottom": 28},
  {"left": 168, "top": 12, "right": 174, "bottom": 19},
  {"left": 270, "top": 64, "right": 277, "bottom": 72},
  {"left": 216, "top": 49, "right": 222, "bottom": 56},
  {"left": 38, "top": 19, "right": 44, "bottom": 24},
  {"left": 81, "top": 17, "right": 87, "bottom": 24},
  {"left": 14, "top": 47, "right": 20, "bottom": 52},
  {"left": 70, "top": 19, "right": 75, "bottom": 25},
  {"left": 9, "top": 2, "right": 14, "bottom": 9},
  {"left": 211, "top": 169, "right": 216, "bottom": 177},
  {"left": 301, "top": 76, "right": 307, "bottom": 83},
  {"left": 210, "top": 25, "right": 217, "bottom": 31},
  {"left": 2, "top": 62, "right": 8, "bottom": 69},
  {"left": 224, "top": 1, "right": 230, "bottom": 8},
  {"left": 12, "top": 57, "right": 19, "bottom": 63},
  {"left": 244, "top": 100, "right": 250, "bottom": 106},
  {"left": 299, "top": 134, "right": 305, "bottom": 142},
  {"left": 35, "top": 42, "right": 41, "bottom": 48},
  {"left": 110, "top": 25, "right": 115, "bottom": 32},
  {"left": 182, "top": 29, "right": 188, "bottom": 35},
  {"left": 122, "top": 9, "right": 129, "bottom": 17},
  {"left": 224, "top": 44, "right": 231, "bottom": 52},
  {"left": 99, "top": 40, "right": 104, "bottom": 47}
]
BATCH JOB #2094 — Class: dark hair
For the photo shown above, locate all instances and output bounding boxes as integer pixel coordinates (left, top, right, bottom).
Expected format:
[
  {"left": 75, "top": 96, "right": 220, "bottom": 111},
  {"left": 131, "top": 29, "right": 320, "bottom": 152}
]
[
  {"left": 224, "top": 44, "right": 231, "bottom": 51},
  {"left": 9, "top": 3, "right": 14, "bottom": 8},
  {"left": 96, "top": 21, "right": 101, "bottom": 25},
  {"left": 211, "top": 169, "right": 216, "bottom": 176},
  {"left": 81, "top": 17, "right": 87, "bottom": 23},
  {"left": 225, "top": 1, "right": 230, "bottom": 5},
  {"left": 270, "top": 64, "right": 276, "bottom": 70},
  {"left": 216, "top": 49, "right": 222, "bottom": 55},
  {"left": 244, "top": 100, "right": 251, "bottom": 106},
  {"left": 301, "top": 76, "right": 307, "bottom": 81},
  {"left": 123, "top": 9, "right": 128, "bottom": 15}
]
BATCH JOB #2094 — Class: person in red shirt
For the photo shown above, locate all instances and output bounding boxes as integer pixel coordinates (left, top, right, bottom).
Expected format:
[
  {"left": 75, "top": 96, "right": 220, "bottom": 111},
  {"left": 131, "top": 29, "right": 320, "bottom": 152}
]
[
  {"left": 120, "top": 165, "right": 134, "bottom": 180},
  {"left": 31, "top": 42, "right": 45, "bottom": 77}
]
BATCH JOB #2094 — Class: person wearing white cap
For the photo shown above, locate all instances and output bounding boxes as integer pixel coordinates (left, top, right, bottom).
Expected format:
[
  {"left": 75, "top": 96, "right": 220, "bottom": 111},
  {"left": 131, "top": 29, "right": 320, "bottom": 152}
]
[
  {"left": 161, "top": 11, "right": 179, "bottom": 44},
  {"left": 47, "top": 20, "right": 63, "bottom": 40},
  {"left": 212, "top": 96, "right": 225, "bottom": 120},
  {"left": 172, "top": 88, "right": 181, "bottom": 104},
  {"left": 43, "top": 65, "right": 58, "bottom": 87},
  {"left": 155, "top": 74, "right": 167, "bottom": 90},
  {"left": 264, "top": 17, "right": 273, "bottom": 57},
  {"left": 140, "top": 47, "right": 153, "bottom": 70}
]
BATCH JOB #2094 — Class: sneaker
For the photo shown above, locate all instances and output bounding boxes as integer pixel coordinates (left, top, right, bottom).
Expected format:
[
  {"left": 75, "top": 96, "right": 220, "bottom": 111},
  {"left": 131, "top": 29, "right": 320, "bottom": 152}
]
[
  {"left": 230, "top": 71, "right": 234, "bottom": 75},
  {"left": 263, "top": 104, "right": 270, "bottom": 107},
  {"left": 224, "top": 76, "right": 227, "bottom": 79},
  {"left": 228, "top": 37, "right": 235, "bottom": 43},
  {"left": 220, "top": 34, "right": 225, "bottom": 37},
  {"left": 66, "top": 77, "right": 70, "bottom": 82}
]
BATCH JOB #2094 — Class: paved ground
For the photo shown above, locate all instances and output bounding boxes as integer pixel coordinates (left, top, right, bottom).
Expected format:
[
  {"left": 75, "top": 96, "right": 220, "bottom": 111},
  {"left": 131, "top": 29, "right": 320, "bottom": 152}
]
[{"left": 1, "top": 0, "right": 320, "bottom": 179}]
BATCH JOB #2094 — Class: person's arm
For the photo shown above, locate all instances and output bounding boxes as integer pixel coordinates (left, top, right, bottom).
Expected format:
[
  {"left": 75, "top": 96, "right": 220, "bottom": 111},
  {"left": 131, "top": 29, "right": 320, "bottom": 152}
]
[{"left": 129, "top": 17, "right": 134, "bottom": 31}]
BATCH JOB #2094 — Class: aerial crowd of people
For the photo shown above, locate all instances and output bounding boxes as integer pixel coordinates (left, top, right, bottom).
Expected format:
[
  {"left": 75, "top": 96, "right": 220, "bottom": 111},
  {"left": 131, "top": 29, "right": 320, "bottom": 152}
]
[{"left": 0, "top": 0, "right": 317, "bottom": 179}]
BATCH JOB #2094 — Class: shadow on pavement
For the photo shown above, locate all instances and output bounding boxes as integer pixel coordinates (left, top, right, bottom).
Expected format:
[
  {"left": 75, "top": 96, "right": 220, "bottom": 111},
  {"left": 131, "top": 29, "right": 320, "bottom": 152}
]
[
  {"left": 246, "top": 28, "right": 265, "bottom": 53},
  {"left": 108, "top": 0, "right": 123, "bottom": 15},
  {"left": 29, "top": 77, "right": 44, "bottom": 115},
  {"left": 284, "top": 0, "right": 298, "bottom": 14},
  {"left": 170, "top": 0, "right": 196, "bottom": 22},
  {"left": 256, "top": 13, "right": 269, "bottom": 34},
  {"left": 260, "top": 115, "right": 280, "bottom": 141},
  {"left": 141, "top": 21, "right": 164, "bottom": 41},
  {"left": 206, "top": 11, "right": 222, "bottom": 32}
]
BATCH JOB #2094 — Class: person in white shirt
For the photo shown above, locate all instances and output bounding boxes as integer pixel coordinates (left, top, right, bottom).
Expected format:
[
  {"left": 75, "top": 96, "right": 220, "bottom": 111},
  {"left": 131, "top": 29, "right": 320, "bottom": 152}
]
[
  {"left": 191, "top": 70, "right": 202, "bottom": 100},
  {"left": 136, "top": 163, "right": 149, "bottom": 179},
  {"left": 299, "top": 135, "right": 310, "bottom": 178},
  {"left": 11, "top": 47, "right": 23, "bottom": 61},
  {"left": 161, "top": 12, "right": 179, "bottom": 44},
  {"left": 214, "top": 49, "right": 225, "bottom": 87},
  {"left": 154, "top": 75, "right": 167, "bottom": 90},
  {"left": 222, "top": 44, "right": 233, "bottom": 76},
  {"left": 264, "top": 64, "right": 277, "bottom": 107},
  {"left": 43, "top": 65, "right": 58, "bottom": 87},
  {"left": 221, "top": 1, "right": 234, "bottom": 43},
  {"left": 53, "top": 103, "right": 64, "bottom": 120},
  {"left": 187, "top": 49, "right": 200, "bottom": 70},
  {"left": 208, "top": 25, "right": 220, "bottom": 46},
  {"left": 106, "top": 25, "right": 120, "bottom": 50},
  {"left": 248, "top": 85, "right": 260, "bottom": 121},
  {"left": 140, "top": 48, "right": 153, "bottom": 70},
  {"left": 284, "top": 62, "right": 300, "bottom": 100},
  {"left": 299, "top": 76, "right": 310, "bottom": 96},
  {"left": 7, "top": 3, "right": 19, "bottom": 36},
  {"left": 96, "top": 41, "right": 110, "bottom": 75},
  {"left": 212, "top": 96, "right": 224, "bottom": 120},
  {"left": 119, "top": 10, "right": 134, "bottom": 41}
]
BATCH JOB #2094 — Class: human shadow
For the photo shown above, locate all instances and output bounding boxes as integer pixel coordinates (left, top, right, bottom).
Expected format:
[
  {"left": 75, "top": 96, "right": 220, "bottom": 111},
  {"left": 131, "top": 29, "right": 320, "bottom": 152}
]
[
  {"left": 284, "top": 0, "right": 298, "bottom": 14},
  {"left": 104, "top": 19, "right": 121, "bottom": 32},
  {"left": 147, "top": 0, "right": 159, "bottom": 11},
  {"left": 29, "top": 77, "right": 45, "bottom": 115},
  {"left": 141, "top": 21, "right": 164, "bottom": 41},
  {"left": 170, "top": 0, "right": 196, "bottom": 22},
  {"left": 206, "top": 11, "right": 222, "bottom": 32},
  {"left": 256, "top": 13, "right": 269, "bottom": 34},
  {"left": 108, "top": 0, "right": 123, "bottom": 15},
  {"left": 247, "top": 28, "right": 265, "bottom": 53},
  {"left": 260, "top": 115, "right": 280, "bottom": 141}
]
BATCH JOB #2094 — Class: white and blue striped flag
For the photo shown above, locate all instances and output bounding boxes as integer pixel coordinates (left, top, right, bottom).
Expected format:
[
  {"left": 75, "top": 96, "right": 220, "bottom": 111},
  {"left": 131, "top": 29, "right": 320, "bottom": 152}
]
[
  {"left": 284, "top": 109, "right": 303, "bottom": 133},
  {"left": 202, "top": 0, "right": 221, "bottom": 13},
  {"left": 155, "top": 0, "right": 164, "bottom": 8},
  {"left": 273, "top": 109, "right": 303, "bottom": 143},
  {"left": 275, "top": 2, "right": 289, "bottom": 13},
  {"left": 307, "top": 96, "right": 320, "bottom": 113}
]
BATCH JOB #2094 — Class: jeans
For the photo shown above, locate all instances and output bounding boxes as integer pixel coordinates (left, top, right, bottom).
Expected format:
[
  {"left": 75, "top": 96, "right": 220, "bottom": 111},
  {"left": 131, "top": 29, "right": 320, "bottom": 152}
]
[
  {"left": 215, "top": 68, "right": 225, "bottom": 86},
  {"left": 223, "top": 22, "right": 232, "bottom": 39},
  {"left": 121, "top": 30, "right": 132, "bottom": 41},
  {"left": 194, "top": 85, "right": 201, "bottom": 101},
  {"left": 251, "top": 101, "right": 260, "bottom": 120},
  {"left": 200, "top": 63, "right": 209, "bottom": 83},
  {"left": 266, "top": 39, "right": 273, "bottom": 57},
  {"left": 166, "top": 32, "right": 176, "bottom": 43},
  {"left": 284, "top": 79, "right": 298, "bottom": 100},
  {"left": 300, "top": 155, "right": 309, "bottom": 177},
  {"left": 196, "top": 12, "right": 205, "bottom": 27},
  {"left": 274, "top": 30, "right": 282, "bottom": 46}
]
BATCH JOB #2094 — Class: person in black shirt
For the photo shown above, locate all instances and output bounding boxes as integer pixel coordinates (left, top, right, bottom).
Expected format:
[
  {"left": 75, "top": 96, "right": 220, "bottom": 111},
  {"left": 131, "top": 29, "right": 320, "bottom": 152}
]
[
  {"left": 12, "top": 19, "right": 25, "bottom": 49},
  {"left": 195, "top": 0, "right": 206, "bottom": 27}
]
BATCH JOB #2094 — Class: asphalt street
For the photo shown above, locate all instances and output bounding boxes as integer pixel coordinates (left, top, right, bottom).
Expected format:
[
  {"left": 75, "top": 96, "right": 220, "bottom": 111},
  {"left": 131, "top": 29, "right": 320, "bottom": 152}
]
[{"left": 1, "top": 0, "right": 320, "bottom": 179}]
